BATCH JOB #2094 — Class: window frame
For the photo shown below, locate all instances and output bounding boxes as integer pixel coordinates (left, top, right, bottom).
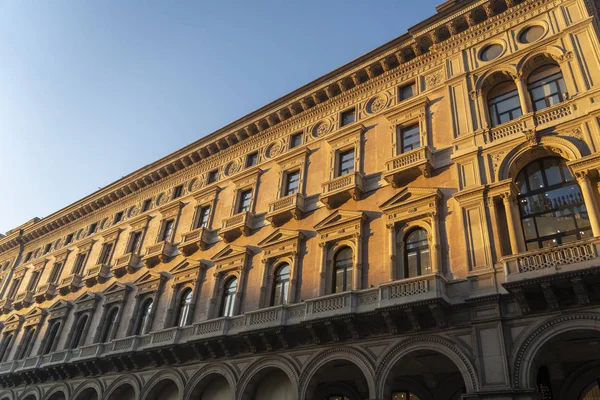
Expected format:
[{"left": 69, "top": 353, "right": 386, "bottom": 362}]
[
  {"left": 403, "top": 228, "right": 432, "bottom": 279},
  {"left": 340, "top": 107, "right": 356, "bottom": 127},
  {"left": 398, "top": 81, "right": 417, "bottom": 101},
  {"left": 220, "top": 276, "right": 238, "bottom": 318}
]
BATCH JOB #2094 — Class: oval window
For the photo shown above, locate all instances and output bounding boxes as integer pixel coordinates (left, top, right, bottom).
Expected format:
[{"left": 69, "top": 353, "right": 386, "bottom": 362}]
[
  {"left": 480, "top": 44, "right": 504, "bottom": 62},
  {"left": 519, "top": 25, "right": 544, "bottom": 44}
]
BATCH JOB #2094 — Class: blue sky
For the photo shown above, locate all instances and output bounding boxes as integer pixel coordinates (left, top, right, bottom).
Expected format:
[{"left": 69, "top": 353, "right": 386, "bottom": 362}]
[{"left": 0, "top": 0, "right": 441, "bottom": 234}]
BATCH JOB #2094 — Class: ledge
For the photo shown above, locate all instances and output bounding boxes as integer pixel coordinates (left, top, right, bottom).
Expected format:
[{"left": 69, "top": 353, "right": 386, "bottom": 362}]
[
  {"left": 383, "top": 146, "right": 433, "bottom": 188},
  {"left": 321, "top": 172, "right": 364, "bottom": 209},
  {"left": 178, "top": 228, "right": 212, "bottom": 256},
  {"left": 220, "top": 212, "right": 254, "bottom": 243},
  {"left": 266, "top": 193, "right": 306, "bottom": 227}
]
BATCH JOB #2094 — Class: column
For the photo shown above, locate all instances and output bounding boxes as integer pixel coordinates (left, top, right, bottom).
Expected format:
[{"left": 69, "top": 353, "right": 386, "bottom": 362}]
[
  {"left": 289, "top": 253, "right": 300, "bottom": 303},
  {"left": 514, "top": 75, "right": 532, "bottom": 115},
  {"left": 387, "top": 224, "right": 397, "bottom": 281},
  {"left": 234, "top": 267, "right": 247, "bottom": 316},
  {"left": 470, "top": 90, "right": 486, "bottom": 130},
  {"left": 353, "top": 234, "right": 363, "bottom": 290},
  {"left": 318, "top": 243, "right": 328, "bottom": 296},
  {"left": 431, "top": 215, "right": 441, "bottom": 274},
  {"left": 576, "top": 172, "right": 600, "bottom": 237},
  {"left": 503, "top": 194, "right": 525, "bottom": 254},
  {"left": 558, "top": 57, "right": 578, "bottom": 97}
]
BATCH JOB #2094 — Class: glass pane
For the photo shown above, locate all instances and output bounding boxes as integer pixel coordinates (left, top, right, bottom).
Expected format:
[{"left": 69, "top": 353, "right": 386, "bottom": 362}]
[
  {"left": 543, "top": 158, "right": 562, "bottom": 186},
  {"left": 338, "top": 150, "right": 355, "bottom": 176},
  {"left": 527, "top": 162, "right": 544, "bottom": 191},
  {"left": 345, "top": 267, "right": 353, "bottom": 291},
  {"left": 285, "top": 171, "right": 300, "bottom": 195},
  {"left": 522, "top": 218, "right": 537, "bottom": 240},
  {"left": 335, "top": 269, "right": 345, "bottom": 293},
  {"left": 420, "top": 248, "right": 431, "bottom": 275},
  {"left": 401, "top": 125, "right": 421, "bottom": 153},
  {"left": 406, "top": 253, "right": 418, "bottom": 278}
]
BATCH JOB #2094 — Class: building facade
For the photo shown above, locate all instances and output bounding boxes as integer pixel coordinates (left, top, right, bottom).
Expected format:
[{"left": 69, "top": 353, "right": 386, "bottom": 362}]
[{"left": 1, "top": 0, "right": 600, "bottom": 399}]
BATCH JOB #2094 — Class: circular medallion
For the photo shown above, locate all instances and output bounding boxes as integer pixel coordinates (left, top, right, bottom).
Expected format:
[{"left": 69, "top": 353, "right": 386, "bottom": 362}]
[
  {"left": 367, "top": 95, "right": 388, "bottom": 114},
  {"left": 128, "top": 205, "right": 140, "bottom": 218},
  {"left": 266, "top": 140, "right": 285, "bottom": 158},
  {"left": 225, "top": 160, "right": 242, "bottom": 176},
  {"left": 189, "top": 176, "right": 204, "bottom": 193},
  {"left": 313, "top": 120, "right": 332, "bottom": 138},
  {"left": 156, "top": 192, "right": 168, "bottom": 206}
]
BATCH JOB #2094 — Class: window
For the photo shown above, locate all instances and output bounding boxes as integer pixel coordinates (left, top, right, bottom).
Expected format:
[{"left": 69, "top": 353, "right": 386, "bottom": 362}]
[
  {"left": 64, "top": 233, "right": 74, "bottom": 245},
  {"left": 72, "top": 253, "right": 87, "bottom": 276},
  {"left": 100, "top": 307, "right": 119, "bottom": 343},
  {"left": 194, "top": 206, "right": 211, "bottom": 229},
  {"left": 220, "top": 277, "right": 237, "bottom": 317},
  {"left": 0, "top": 334, "right": 13, "bottom": 362},
  {"left": 519, "top": 25, "right": 545, "bottom": 44},
  {"left": 160, "top": 219, "right": 175, "bottom": 242},
  {"left": 480, "top": 44, "right": 504, "bottom": 61},
  {"left": 7, "top": 279, "right": 20, "bottom": 299},
  {"left": 333, "top": 247, "right": 353, "bottom": 293},
  {"left": 337, "top": 149, "right": 355, "bottom": 177},
  {"left": 26, "top": 271, "right": 41, "bottom": 292},
  {"left": 48, "top": 263, "right": 63, "bottom": 284},
  {"left": 43, "top": 244, "right": 51, "bottom": 255},
  {"left": 114, "top": 212, "right": 124, "bottom": 224},
  {"left": 24, "top": 252, "right": 33, "bottom": 263},
  {"left": 515, "top": 157, "right": 590, "bottom": 250},
  {"left": 340, "top": 108, "right": 356, "bottom": 126},
  {"left": 399, "top": 82, "right": 416, "bottom": 101},
  {"left": 42, "top": 321, "right": 60, "bottom": 355},
  {"left": 89, "top": 222, "right": 98, "bottom": 234},
  {"left": 290, "top": 132, "right": 303, "bottom": 148},
  {"left": 142, "top": 199, "right": 152, "bottom": 212},
  {"left": 284, "top": 170, "right": 301, "bottom": 196},
  {"left": 172, "top": 185, "right": 183, "bottom": 199},
  {"left": 207, "top": 169, "right": 219, "bottom": 184},
  {"left": 17, "top": 328, "right": 36, "bottom": 359},
  {"left": 528, "top": 64, "right": 567, "bottom": 111},
  {"left": 135, "top": 298, "right": 153, "bottom": 335},
  {"left": 392, "top": 392, "right": 421, "bottom": 400},
  {"left": 127, "top": 231, "right": 143, "bottom": 254},
  {"left": 399, "top": 125, "right": 421, "bottom": 153},
  {"left": 70, "top": 314, "right": 88, "bottom": 349},
  {"left": 404, "top": 229, "right": 431, "bottom": 278},
  {"left": 175, "top": 288, "right": 193, "bottom": 327},
  {"left": 487, "top": 81, "right": 522, "bottom": 127},
  {"left": 237, "top": 190, "right": 253, "bottom": 214},
  {"left": 98, "top": 243, "right": 114, "bottom": 265},
  {"left": 246, "top": 152, "right": 259, "bottom": 168},
  {"left": 272, "top": 264, "right": 290, "bottom": 306}
]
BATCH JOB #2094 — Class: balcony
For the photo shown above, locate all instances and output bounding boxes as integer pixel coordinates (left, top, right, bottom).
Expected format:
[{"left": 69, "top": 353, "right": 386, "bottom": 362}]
[
  {"left": 12, "top": 291, "right": 34, "bottom": 310},
  {"left": 34, "top": 282, "right": 58, "bottom": 303},
  {"left": 219, "top": 212, "right": 253, "bottom": 243},
  {"left": 58, "top": 274, "right": 83, "bottom": 295},
  {"left": 84, "top": 263, "right": 111, "bottom": 286},
  {"left": 178, "top": 227, "right": 212, "bottom": 256},
  {"left": 143, "top": 241, "right": 175, "bottom": 268},
  {"left": 113, "top": 253, "right": 142, "bottom": 276},
  {"left": 0, "top": 298, "right": 13, "bottom": 314},
  {"left": 266, "top": 193, "right": 306, "bottom": 226},
  {"left": 320, "top": 172, "right": 364, "bottom": 209},
  {"left": 383, "top": 147, "right": 433, "bottom": 188}
]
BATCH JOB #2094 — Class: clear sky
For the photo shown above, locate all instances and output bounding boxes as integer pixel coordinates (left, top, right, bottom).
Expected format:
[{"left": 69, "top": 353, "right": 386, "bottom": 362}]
[{"left": 0, "top": 0, "right": 442, "bottom": 234}]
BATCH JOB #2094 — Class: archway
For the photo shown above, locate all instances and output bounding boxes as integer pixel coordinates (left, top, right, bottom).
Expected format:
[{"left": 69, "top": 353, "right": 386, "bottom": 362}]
[
  {"left": 72, "top": 388, "right": 98, "bottom": 400},
  {"left": 144, "top": 379, "right": 180, "bottom": 400},
  {"left": 46, "top": 392, "right": 66, "bottom": 400},
  {"left": 244, "top": 367, "right": 295, "bottom": 400},
  {"left": 106, "top": 383, "right": 136, "bottom": 400},
  {"left": 304, "top": 359, "right": 372, "bottom": 400},
  {"left": 188, "top": 373, "right": 233, "bottom": 400},
  {"left": 381, "top": 349, "right": 466, "bottom": 400}
]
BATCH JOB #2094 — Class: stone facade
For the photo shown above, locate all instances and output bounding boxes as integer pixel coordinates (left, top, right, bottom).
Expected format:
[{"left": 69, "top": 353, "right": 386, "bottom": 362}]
[{"left": 1, "top": 0, "right": 600, "bottom": 399}]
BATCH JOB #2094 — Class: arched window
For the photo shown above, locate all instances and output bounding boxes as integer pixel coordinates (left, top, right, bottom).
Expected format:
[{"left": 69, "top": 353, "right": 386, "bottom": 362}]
[
  {"left": 135, "top": 298, "right": 153, "bottom": 335},
  {"left": 516, "top": 157, "right": 590, "bottom": 250},
  {"left": 333, "top": 247, "right": 353, "bottom": 293},
  {"left": 220, "top": 277, "right": 237, "bottom": 317},
  {"left": 70, "top": 314, "right": 88, "bottom": 349},
  {"left": 17, "top": 328, "right": 36, "bottom": 359},
  {"left": 272, "top": 263, "right": 290, "bottom": 306},
  {"left": 528, "top": 64, "right": 567, "bottom": 111},
  {"left": 487, "top": 80, "right": 522, "bottom": 127},
  {"left": 175, "top": 288, "right": 193, "bottom": 327},
  {"left": 0, "top": 333, "right": 13, "bottom": 361},
  {"left": 42, "top": 321, "right": 60, "bottom": 355},
  {"left": 404, "top": 229, "right": 431, "bottom": 278},
  {"left": 100, "top": 306, "right": 119, "bottom": 343}
]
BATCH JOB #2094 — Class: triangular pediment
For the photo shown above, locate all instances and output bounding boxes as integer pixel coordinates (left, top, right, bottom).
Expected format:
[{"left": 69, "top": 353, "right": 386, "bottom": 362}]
[
  {"left": 134, "top": 271, "right": 170, "bottom": 294},
  {"left": 48, "top": 300, "right": 72, "bottom": 312},
  {"left": 258, "top": 229, "right": 305, "bottom": 248},
  {"left": 3, "top": 312, "right": 23, "bottom": 324},
  {"left": 314, "top": 210, "right": 365, "bottom": 232},
  {"left": 379, "top": 187, "right": 441, "bottom": 213},
  {"left": 25, "top": 307, "right": 47, "bottom": 318},
  {"left": 134, "top": 271, "right": 163, "bottom": 285},
  {"left": 211, "top": 245, "right": 251, "bottom": 263},
  {"left": 103, "top": 282, "right": 130, "bottom": 294},
  {"left": 74, "top": 292, "right": 101, "bottom": 305}
]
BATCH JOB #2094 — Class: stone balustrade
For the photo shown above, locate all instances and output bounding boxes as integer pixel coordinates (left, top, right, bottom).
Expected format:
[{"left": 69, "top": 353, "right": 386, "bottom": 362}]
[
  {"left": 266, "top": 193, "right": 306, "bottom": 226},
  {"left": 321, "top": 172, "right": 364, "bottom": 208},
  {"left": 383, "top": 146, "right": 433, "bottom": 187},
  {"left": 219, "top": 212, "right": 253, "bottom": 242}
]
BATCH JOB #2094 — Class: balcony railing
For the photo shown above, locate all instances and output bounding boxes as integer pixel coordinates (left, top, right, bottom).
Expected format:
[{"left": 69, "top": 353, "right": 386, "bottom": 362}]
[
  {"left": 383, "top": 147, "right": 434, "bottom": 187},
  {"left": 534, "top": 101, "right": 575, "bottom": 127},
  {"left": 321, "top": 172, "right": 364, "bottom": 209},
  {"left": 34, "top": 282, "right": 58, "bottom": 303},
  {"left": 266, "top": 193, "right": 306, "bottom": 226},
  {"left": 58, "top": 274, "right": 83, "bottom": 295},
  {"left": 84, "top": 263, "right": 111, "bottom": 286},
  {"left": 113, "top": 253, "right": 142, "bottom": 276},
  {"left": 12, "top": 291, "right": 34, "bottom": 310},
  {"left": 178, "top": 227, "right": 212, "bottom": 256},
  {"left": 219, "top": 212, "right": 253, "bottom": 243},
  {"left": 142, "top": 241, "right": 175, "bottom": 268},
  {"left": 488, "top": 118, "right": 527, "bottom": 142}
]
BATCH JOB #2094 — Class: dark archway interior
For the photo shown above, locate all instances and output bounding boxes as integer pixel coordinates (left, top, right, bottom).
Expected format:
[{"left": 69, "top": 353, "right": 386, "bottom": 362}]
[
  {"left": 73, "top": 388, "right": 98, "bottom": 400},
  {"left": 145, "top": 380, "right": 179, "bottom": 400},
  {"left": 47, "top": 392, "right": 66, "bottom": 400},
  {"left": 533, "top": 329, "right": 600, "bottom": 399},
  {"left": 246, "top": 367, "right": 294, "bottom": 400},
  {"left": 107, "top": 383, "right": 135, "bottom": 400},
  {"left": 306, "top": 359, "right": 369, "bottom": 400},
  {"left": 189, "top": 374, "right": 232, "bottom": 400},
  {"left": 383, "top": 350, "right": 465, "bottom": 400}
]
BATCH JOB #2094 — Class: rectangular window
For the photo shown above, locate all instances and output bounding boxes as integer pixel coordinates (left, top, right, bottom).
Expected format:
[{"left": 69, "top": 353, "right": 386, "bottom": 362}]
[
  {"left": 207, "top": 169, "right": 219, "bottom": 184},
  {"left": 161, "top": 219, "right": 175, "bottom": 242},
  {"left": 24, "top": 252, "right": 33, "bottom": 263},
  {"left": 194, "top": 206, "right": 211, "bottom": 229},
  {"left": 48, "top": 263, "right": 63, "bottom": 284},
  {"left": 290, "top": 132, "right": 303, "bottom": 148},
  {"left": 128, "top": 231, "right": 143, "bottom": 254},
  {"left": 98, "top": 243, "right": 113, "bottom": 265},
  {"left": 237, "top": 190, "right": 253, "bottom": 214},
  {"left": 72, "top": 253, "right": 87, "bottom": 276},
  {"left": 43, "top": 244, "right": 51, "bottom": 255},
  {"left": 114, "top": 212, "right": 124, "bottom": 224},
  {"left": 65, "top": 233, "right": 74, "bottom": 245},
  {"left": 284, "top": 170, "right": 301, "bottom": 196},
  {"left": 399, "top": 82, "right": 416, "bottom": 101},
  {"left": 89, "top": 223, "right": 98, "bottom": 234},
  {"left": 142, "top": 199, "right": 152, "bottom": 212},
  {"left": 340, "top": 108, "right": 356, "bottom": 126},
  {"left": 172, "top": 185, "right": 183, "bottom": 199},
  {"left": 399, "top": 125, "right": 421, "bottom": 153},
  {"left": 246, "top": 152, "right": 258, "bottom": 168},
  {"left": 488, "top": 89, "right": 522, "bottom": 127},
  {"left": 26, "top": 271, "right": 41, "bottom": 292},
  {"left": 337, "top": 149, "right": 355, "bottom": 177}
]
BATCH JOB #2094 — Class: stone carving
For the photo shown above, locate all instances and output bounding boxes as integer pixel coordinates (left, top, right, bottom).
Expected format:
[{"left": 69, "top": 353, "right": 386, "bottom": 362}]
[
  {"left": 225, "top": 160, "right": 242, "bottom": 177},
  {"left": 156, "top": 193, "right": 169, "bottom": 206},
  {"left": 367, "top": 95, "right": 389, "bottom": 114},
  {"left": 266, "top": 139, "right": 286, "bottom": 159},
  {"left": 313, "top": 120, "right": 332, "bottom": 138},
  {"left": 425, "top": 70, "right": 444, "bottom": 89}
]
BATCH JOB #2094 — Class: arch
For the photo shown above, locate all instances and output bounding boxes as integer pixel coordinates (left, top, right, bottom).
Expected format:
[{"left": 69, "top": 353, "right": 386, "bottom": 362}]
[
  {"left": 237, "top": 355, "right": 299, "bottom": 400},
  {"left": 474, "top": 65, "right": 519, "bottom": 93},
  {"left": 71, "top": 380, "right": 102, "bottom": 400},
  {"left": 141, "top": 369, "right": 185, "bottom": 400},
  {"left": 43, "top": 384, "right": 69, "bottom": 400},
  {"left": 511, "top": 313, "right": 600, "bottom": 390},
  {"left": 103, "top": 375, "right": 141, "bottom": 400},
  {"left": 376, "top": 335, "right": 479, "bottom": 396},
  {"left": 299, "top": 347, "right": 376, "bottom": 400},
  {"left": 496, "top": 137, "right": 585, "bottom": 181},
  {"left": 517, "top": 45, "right": 570, "bottom": 77},
  {"left": 184, "top": 362, "right": 237, "bottom": 400},
  {"left": 18, "top": 387, "right": 39, "bottom": 400}
]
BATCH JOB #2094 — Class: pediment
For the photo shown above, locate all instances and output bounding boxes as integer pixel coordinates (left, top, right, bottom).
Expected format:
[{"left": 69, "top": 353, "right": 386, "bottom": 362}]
[
  {"left": 193, "top": 185, "right": 221, "bottom": 205},
  {"left": 258, "top": 229, "right": 305, "bottom": 261},
  {"left": 211, "top": 245, "right": 252, "bottom": 264},
  {"left": 170, "top": 260, "right": 207, "bottom": 285},
  {"left": 314, "top": 210, "right": 365, "bottom": 233},
  {"left": 379, "top": 187, "right": 441, "bottom": 212},
  {"left": 102, "top": 282, "right": 134, "bottom": 304},
  {"left": 3, "top": 312, "right": 25, "bottom": 332},
  {"left": 24, "top": 307, "right": 48, "bottom": 327},
  {"left": 74, "top": 292, "right": 102, "bottom": 312},
  {"left": 48, "top": 300, "right": 73, "bottom": 320},
  {"left": 135, "top": 271, "right": 170, "bottom": 293}
]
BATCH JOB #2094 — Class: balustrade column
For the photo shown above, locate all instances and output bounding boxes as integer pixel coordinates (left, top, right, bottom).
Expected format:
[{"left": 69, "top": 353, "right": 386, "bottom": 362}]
[
  {"left": 514, "top": 75, "right": 532, "bottom": 115},
  {"left": 576, "top": 172, "right": 600, "bottom": 237},
  {"left": 387, "top": 224, "right": 397, "bottom": 281},
  {"left": 503, "top": 194, "right": 525, "bottom": 254}
]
